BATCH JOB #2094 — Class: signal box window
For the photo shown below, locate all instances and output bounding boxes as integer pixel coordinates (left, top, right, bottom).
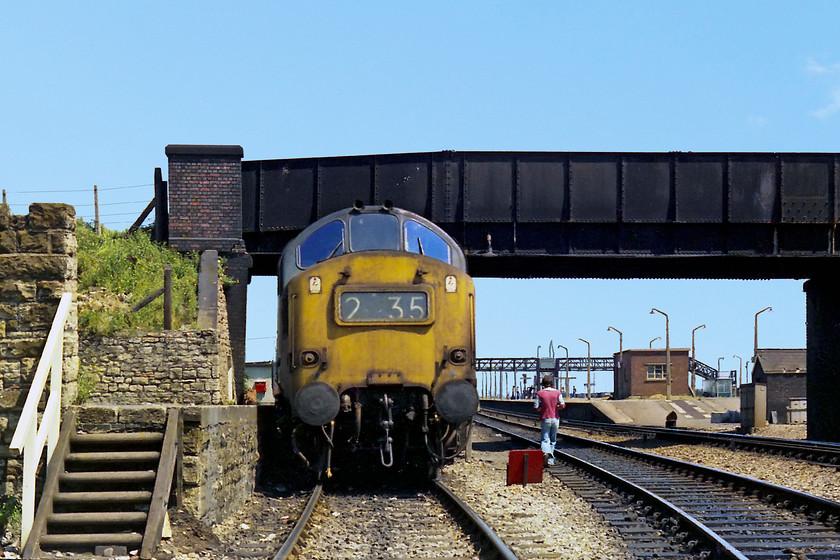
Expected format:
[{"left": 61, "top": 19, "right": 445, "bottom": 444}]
[
  {"left": 349, "top": 213, "right": 400, "bottom": 252},
  {"left": 646, "top": 364, "right": 666, "bottom": 380},
  {"left": 298, "top": 220, "right": 345, "bottom": 269},
  {"left": 405, "top": 220, "right": 451, "bottom": 264}
]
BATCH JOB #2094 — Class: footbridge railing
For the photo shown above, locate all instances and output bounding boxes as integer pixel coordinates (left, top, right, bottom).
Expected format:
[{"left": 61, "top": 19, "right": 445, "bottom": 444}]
[{"left": 9, "top": 292, "right": 72, "bottom": 549}]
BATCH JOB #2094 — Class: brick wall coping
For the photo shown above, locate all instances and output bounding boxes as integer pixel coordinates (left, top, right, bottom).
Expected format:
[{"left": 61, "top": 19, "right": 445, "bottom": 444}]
[{"left": 165, "top": 145, "right": 243, "bottom": 158}]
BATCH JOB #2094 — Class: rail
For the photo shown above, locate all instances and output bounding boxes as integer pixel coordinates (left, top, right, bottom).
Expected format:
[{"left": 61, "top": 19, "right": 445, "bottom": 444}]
[{"left": 9, "top": 292, "right": 72, "bottom": 550}]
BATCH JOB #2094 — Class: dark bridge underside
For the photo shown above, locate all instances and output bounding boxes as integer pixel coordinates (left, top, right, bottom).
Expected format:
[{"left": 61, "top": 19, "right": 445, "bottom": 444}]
[{"left": 241, "top": 151, "right": 840, "bottom": 279}]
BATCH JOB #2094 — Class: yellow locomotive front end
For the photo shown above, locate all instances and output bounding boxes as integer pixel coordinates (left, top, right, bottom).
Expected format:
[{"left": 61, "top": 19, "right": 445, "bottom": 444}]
[{"left": 275, "top": 204, "right": 477, "bottom": 475}]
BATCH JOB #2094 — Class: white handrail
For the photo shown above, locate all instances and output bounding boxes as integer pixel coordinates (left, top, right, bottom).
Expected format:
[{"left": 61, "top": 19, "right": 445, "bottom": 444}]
[{"left": 9, "top": 292, "right": 72, "bottom": 549}]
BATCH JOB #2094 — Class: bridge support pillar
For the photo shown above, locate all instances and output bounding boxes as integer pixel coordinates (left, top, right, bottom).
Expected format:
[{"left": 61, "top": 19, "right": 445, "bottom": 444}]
[
  {"left": 165, "top": 144, "right": 252, "bottom": 401},
  {"left": 804, "top": 278, "right": 840, "bottom": 442},
  {"left": 224, "top": 255, "right": 251, "bottom": 402}
]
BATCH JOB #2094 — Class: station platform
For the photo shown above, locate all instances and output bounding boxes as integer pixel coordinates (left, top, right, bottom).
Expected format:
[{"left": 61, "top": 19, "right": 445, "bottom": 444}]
[{"left": 480, "top": 397, "right": 741, "bottom": 430}]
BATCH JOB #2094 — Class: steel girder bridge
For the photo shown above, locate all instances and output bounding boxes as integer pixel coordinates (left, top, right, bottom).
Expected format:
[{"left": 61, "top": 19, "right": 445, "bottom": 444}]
[{"left": 160, "top": 147, "right": 840, "bottom": 442}]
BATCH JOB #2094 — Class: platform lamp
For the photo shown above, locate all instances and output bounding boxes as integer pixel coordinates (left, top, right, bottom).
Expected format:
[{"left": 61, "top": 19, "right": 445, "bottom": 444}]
[
  {"left": 607, "top": 326, "right": 623, "bottom": 365},
  {"left": 733, "top": 354, "right": 743, "bottom": 392},
  {"left": 691, "top": 325, "right": 706, "bottom": 397},
  {"left": 649, "top": 337, "right": 661, "bottom": 348},
  {"left": 578, "top": 338, "right": 591, "bottom": 400},
  {"left": 557, "top": 343, "right": 570, "bottom": 397},
  {"left": 753, "top": 307, "right": 772, "bottom": 363},
  {"left": 717, "top": 357, "right": 725, "bottom": 376},
  {"left": 650, "top": 308, "right": 671, "bottom": 400}
]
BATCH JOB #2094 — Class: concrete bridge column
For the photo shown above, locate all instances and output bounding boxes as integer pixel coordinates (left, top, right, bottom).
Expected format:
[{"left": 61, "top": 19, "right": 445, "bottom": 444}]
[{"left": 804, "top": 278, "right": 840, "bottom": 442}]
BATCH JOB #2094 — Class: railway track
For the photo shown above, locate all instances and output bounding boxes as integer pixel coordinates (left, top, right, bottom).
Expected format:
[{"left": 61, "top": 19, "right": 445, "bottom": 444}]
[
  {"left": 479, "top": 413, "right": 840, "bottom": 559},
  {"left": 275, "top": 481, "right": 520, "bottom": 560},
  {"left": 481, "top": 406, "right": 840, "bottom": 468}
]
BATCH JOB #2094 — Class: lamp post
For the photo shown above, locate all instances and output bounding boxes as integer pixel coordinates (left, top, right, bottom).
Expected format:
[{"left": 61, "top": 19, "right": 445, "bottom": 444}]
[
  {"left": 608, "top": 326, "right": 623, "bottom": 397},
  {"left": 753, "top": 307, "right": 772, "bottom": 362},
  {"left": 557, "top": 344, "right": 569, "bottom": 398},
  {"left": 650, "top": 308, "right": 671, "bottom": 400},
  {"left": 607, "top": 326, "right": 623, "bottom": 362},
  {"left": 717, "top": 356, "right": 724, "bottom": 375},
  {"left": 579, "top": 338, "right": 591, "bottom": 400},
  {"left": 649, "top": 336, "right": 661, "bottom": 348},
  {"left": 733, "top": 354, "right": 743, "bottom": 391},
  {"left": 691, "top": 324, "right": 706, "bottom": 396}
]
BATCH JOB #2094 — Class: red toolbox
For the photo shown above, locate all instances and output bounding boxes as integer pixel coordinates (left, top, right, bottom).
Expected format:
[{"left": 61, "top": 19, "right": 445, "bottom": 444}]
[{"left": 506, "top": 449, "right": 544, "bottom": 485}]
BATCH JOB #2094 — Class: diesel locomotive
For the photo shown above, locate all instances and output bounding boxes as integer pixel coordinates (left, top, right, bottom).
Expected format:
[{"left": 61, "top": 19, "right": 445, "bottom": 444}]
[{"left": 273, "top": 202, "right": 478, "bottom": 477}]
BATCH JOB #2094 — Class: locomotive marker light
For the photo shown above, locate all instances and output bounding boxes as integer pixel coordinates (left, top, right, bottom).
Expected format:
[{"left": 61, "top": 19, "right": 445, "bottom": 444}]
[
  {"left": 309, "top": 276, "right": 321, "bottom": 294},
  {"left": 445, "top": 275, "right": 457, "bottom": 292}
]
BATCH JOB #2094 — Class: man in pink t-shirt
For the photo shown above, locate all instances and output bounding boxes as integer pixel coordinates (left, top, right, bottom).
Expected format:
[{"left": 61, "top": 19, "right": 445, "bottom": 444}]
[{"left": 534, "top": 375, "right": 565, "bottom": 466}]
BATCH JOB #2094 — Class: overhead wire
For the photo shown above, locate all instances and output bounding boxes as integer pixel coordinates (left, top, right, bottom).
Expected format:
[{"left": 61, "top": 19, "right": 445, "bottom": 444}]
[{"left": 1, "top": 183, "right": 153, "bottom": 194}]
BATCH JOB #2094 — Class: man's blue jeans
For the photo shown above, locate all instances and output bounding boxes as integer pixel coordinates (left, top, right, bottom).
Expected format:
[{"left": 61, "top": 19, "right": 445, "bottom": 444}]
[{"left": 540, "top": 417, "right": 559, "bottom": 464}]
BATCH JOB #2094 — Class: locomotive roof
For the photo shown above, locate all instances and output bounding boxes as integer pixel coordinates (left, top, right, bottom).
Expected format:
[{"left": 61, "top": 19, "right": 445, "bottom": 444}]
[{"left": 279, "top": 204, "right": 467, "bottom": 285}]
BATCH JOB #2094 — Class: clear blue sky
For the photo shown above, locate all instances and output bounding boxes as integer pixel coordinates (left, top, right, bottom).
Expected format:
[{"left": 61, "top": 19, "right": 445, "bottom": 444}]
[{"left": 3, "top": 2, "right": 838, "bottom": 391}]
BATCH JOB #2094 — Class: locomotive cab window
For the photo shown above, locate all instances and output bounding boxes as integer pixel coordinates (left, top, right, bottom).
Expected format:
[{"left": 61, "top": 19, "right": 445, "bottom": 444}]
[
  {"left": 349, "top": 213, "right": 400, "bottom": 252},
  {"left": 405, "top": 220, "right": 451, "bottom": 264},
  {"left": 297, "top": 220, "right": 345, "bottom": 269}
]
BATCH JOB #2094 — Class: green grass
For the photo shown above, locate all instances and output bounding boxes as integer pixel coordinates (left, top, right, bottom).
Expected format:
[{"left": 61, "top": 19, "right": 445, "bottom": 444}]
[
  {"left": 0, "top": 496, "right": 20, "bottom": 538},
  {"left": 77, "top": 221, "right": 201, "bottom": 334}
]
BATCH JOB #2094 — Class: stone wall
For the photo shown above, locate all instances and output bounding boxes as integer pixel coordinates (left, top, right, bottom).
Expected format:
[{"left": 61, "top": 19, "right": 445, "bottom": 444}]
[
  {"left": 0, "top": 203, "right": 78, "bottom": 494},
  {"left": 181, "top": 406, "right": 258, "bottom": 524},
  {"left": 79, "top": 282, "right": 234, "bottom": 405},
  {"left": 74, "top": 404, "right": 258, "bottom": 526}
]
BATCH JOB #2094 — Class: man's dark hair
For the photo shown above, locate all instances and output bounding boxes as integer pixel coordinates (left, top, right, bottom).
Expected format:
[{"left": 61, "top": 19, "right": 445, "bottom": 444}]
[{"left": 541, "top": 375, "right": 553, "bottom": 387}]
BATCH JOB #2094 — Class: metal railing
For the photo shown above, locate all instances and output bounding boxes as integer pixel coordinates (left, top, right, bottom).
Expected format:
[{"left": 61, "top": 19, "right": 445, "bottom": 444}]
[{"left": 9, "top": 292, "right": 72, "bottom": 549}]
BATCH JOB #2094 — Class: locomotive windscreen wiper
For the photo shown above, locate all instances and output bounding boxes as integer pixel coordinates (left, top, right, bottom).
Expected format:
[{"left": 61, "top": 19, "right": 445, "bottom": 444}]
[
  {"left": 328, "top": 240, "right": 344, "bottom": 259},
  {"left": 417, "top": 238, "right": 424, "bottom": 255}
]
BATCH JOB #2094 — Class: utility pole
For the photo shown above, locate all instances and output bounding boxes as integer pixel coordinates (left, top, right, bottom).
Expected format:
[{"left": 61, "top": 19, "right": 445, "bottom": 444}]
[{"left": 94, "top": 184, "right": 101, "bottom": 235}]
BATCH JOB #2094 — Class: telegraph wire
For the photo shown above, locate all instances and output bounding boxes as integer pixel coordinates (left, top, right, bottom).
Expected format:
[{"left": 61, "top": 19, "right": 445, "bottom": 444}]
[{"left": 2, "top": 183, "right": 153, "bottom": 194}]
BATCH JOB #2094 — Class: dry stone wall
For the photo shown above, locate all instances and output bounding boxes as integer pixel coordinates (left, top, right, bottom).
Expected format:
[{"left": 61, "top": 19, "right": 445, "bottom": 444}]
[
  {"left": 79, "top": 281, "right": 234, "bottom": 405},
  {"left": 73, "top": 404, "right": 258, "bottom": 526},
  {"left": 0, "top": 203, "right": 78, "bottom": 494},
  {"left": 181, "top": 405, "right": 258, "bottom": 524}
]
